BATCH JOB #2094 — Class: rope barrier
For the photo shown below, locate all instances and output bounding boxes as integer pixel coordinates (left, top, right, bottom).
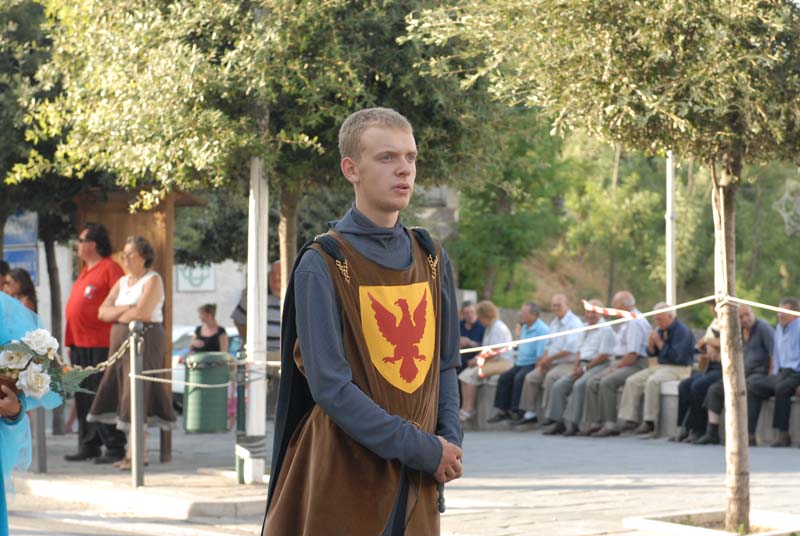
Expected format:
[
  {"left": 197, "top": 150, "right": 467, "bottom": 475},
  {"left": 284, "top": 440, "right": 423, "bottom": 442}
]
[
  {"left": 460, "top": 294, "right": 717, "bottom": 356},
  {"left": 117, "top": 293, "right": 800, "bottom": 390},
  {"left": 726, "top": 296, "right": 800, "bottom": 317},
  {"left": 128, "top": 373, "right": 230, "bottom": 389},
  {"left": 463, "top": 293, "right": 800, "bottom": 380}
]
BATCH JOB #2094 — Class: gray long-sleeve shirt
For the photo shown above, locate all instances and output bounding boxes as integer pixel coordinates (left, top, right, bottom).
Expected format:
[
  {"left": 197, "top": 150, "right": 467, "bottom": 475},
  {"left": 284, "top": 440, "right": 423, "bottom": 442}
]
[{"left": 293, "top": 206, "right": 462, "bottom": 475}]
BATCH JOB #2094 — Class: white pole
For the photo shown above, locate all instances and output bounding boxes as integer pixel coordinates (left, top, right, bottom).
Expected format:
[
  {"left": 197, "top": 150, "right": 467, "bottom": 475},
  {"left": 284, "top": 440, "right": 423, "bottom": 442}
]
[
  {"left": 665, "top": 150, "right": 677, "bottom": 306},
  {"left": 129, "top": 321, "right": 144, "bottom": 488},
  {"left": 244, "top": 156, "right": 268, "bottom": 482}
]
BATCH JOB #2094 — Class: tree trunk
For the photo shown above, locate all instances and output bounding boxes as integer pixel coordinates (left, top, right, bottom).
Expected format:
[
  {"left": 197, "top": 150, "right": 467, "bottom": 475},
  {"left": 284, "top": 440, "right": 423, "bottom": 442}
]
[
  {"left": 711, "top": 158, "right": 749, "bottom": 533},
  {"left": 482, "top": 264, "right": 498, "bottom": 299},
  {"left": 0, "top": 208, "right": 7, "bottom": 253},
  {"left": 607, "top": 254, "right": 616, "bottom": 305},
  {"left": 748, "top": 182, "right": 761, "bottom": 288},
  {"left": 503, "top": 263, "right": 516, "bottom": 294},
  {"left": 611, "top": 143, "right": 622, "bottom": 190},
  {"left": 43, "top": 229, "right": 65, "bottom": 435},
  {"left": 278, "top": 185, "right": 299, "bottom": 302},
  {"left": 607, "top": 145, "right": 621, "bottom": 304}
]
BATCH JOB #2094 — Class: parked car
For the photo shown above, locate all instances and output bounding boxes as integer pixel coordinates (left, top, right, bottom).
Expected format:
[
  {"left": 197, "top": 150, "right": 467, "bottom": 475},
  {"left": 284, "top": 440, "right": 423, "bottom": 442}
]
[{"left": 171, "top": 325, "right": 241, "bottom": 413}]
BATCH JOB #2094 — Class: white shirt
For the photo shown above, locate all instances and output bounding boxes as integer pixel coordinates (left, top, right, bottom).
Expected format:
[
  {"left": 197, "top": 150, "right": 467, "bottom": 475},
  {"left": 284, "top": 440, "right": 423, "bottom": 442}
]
[
  {"left": 612, "top": 309, "right": 650, "bottom": 357},
  {"left": 577, "top": 322, "right": 617, "bottom": 362},
  {"left": 545, "top": 310, "right": 583, "bottom": 360},
  {"left": 115, "top": 271, "right": 164, "bottom": 323},
  {"left": 483, "top": 319, "right": 514, "bottom": 362}
]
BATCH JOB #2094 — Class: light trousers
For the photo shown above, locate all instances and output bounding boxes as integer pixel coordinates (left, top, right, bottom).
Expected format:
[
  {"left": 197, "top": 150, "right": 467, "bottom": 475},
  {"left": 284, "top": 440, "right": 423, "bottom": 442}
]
[
  {"left": 519, "top": 361, "right": 574, "bottom": 414},
  {"left": 618, "top": 364, "right": 691, "bottom": 424},
  {"left": 547, "top": 362, "right": 610, "bottom": 425},
  {"left": 585, "top": 356, "right": 648, "bottom": 427}
]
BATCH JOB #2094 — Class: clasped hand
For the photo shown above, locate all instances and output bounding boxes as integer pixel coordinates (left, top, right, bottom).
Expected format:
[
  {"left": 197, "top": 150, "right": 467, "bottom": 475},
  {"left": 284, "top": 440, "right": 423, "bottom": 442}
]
[{"left": 434, "top": 436, "right": 463, "bottom": 484}]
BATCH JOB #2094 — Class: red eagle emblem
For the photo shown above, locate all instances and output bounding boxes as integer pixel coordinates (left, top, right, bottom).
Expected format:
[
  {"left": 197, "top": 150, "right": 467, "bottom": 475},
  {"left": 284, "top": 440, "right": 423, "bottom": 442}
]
[{"left": 368, "top": 290, "right": 428, "bottom": 383}]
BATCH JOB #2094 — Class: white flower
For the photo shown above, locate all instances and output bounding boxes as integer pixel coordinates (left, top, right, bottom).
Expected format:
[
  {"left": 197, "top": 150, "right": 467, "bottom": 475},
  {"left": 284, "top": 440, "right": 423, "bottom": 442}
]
[
  {"left": 21, "top": 329, "right": 59, "bottom": 359},
  {"left": 16, "top": 363, "right": 51, "bottom": 399},
  {"left": 0, "top": 350, "right": 31, "bottom": 370}
]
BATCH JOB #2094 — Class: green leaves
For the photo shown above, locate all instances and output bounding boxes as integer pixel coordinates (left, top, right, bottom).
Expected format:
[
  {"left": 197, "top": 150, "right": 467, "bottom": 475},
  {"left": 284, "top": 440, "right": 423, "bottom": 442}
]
[{"left": 408, "top": 0, "right": 800, "bottom": 169}]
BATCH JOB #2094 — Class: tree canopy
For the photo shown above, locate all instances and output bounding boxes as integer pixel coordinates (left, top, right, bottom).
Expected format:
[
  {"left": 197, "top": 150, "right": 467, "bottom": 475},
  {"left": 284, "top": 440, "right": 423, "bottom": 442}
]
[{"left": 408, "top": 0, "right": 800, "bottom": 172}]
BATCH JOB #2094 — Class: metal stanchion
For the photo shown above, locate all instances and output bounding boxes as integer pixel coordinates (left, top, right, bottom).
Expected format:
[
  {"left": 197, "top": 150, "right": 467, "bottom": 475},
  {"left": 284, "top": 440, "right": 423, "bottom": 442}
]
[
  {"left": 129, "top": 321, "right": 145, "bottom": 488},
  {"left": 34, "top": 406, "right": 46, "bottom": 473},
  {"left": 235, "top": 350, "right": 247, "bottom": 485}
]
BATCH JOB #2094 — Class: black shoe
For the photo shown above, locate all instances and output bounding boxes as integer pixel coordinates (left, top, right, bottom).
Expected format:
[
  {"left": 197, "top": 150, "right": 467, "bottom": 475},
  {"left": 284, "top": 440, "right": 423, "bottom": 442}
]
[
  {"left": 540, "top": 418, "right": 556, "bottom": 427},
  {"left": 693, "top": 433, "right": 720, "bottom": 445},
  {"left": 542, "top": 422, "right": 566, "bottom": 436},
  {"left": 749, "top": 434, "right": 757, "bottom": 447},
  {"left": 511, "top": 415, "right": 538, "bottom": 426},
  {"left": 683, "top": 431, "right": 700, "bottom": 444},
  {"left": 669, "top": 427, "right": 689, "bottom": 443},
  {"left": 487, "top": 412, "right": 512, "bottom": 423},
  {"left": 64, "top": 449, "right": 101, "bottom": 462},
  {"left": 94, "top": 450, "right": 126, "bottom": 464}
]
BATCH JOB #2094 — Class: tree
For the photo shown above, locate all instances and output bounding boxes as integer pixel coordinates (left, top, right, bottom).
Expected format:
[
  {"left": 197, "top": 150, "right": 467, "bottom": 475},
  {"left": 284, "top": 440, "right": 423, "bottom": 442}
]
[
  {"left": 409, "top": 1, "right": 800, "bottom": 531},
  {"left": 32, "top": 0, "right": 498, "bottom": 289},
  {"left": 452, "top": 108, "right": 574, "bottom": 303},
  {"left": 174, "top": 183, "right": 354, "bottom": 266}
]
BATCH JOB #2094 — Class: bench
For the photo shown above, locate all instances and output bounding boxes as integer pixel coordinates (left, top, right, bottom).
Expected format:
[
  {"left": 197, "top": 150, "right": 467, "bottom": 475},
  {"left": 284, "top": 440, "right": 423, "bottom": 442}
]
[{"left": 460, "top": 379, "right": 513, "bottom": 431}]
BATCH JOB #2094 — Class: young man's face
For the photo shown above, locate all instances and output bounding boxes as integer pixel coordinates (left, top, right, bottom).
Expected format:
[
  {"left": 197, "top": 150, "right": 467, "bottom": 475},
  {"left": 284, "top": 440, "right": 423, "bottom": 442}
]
[{"left": 343, "top": 126, "right": 417, "bottom": 221}]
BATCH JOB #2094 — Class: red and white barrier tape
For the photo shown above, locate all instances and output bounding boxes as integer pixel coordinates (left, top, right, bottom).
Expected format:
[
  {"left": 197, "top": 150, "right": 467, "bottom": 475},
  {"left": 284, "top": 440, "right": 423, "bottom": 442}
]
[{"left": 580, "top": 299, "right": 641, "bottom": 319}]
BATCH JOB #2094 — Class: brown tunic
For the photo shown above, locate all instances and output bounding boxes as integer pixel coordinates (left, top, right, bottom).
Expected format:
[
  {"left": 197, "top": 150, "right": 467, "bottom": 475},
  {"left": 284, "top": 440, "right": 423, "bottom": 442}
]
[{"left": 264, "top": 230, "right": 442, "bottom": 535}]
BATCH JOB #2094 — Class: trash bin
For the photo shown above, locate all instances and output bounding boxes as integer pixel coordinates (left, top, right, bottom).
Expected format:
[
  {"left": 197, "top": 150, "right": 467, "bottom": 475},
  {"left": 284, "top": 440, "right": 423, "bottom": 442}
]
[{"left": 184, "top": 352, "right": 233, "bottom": 433}]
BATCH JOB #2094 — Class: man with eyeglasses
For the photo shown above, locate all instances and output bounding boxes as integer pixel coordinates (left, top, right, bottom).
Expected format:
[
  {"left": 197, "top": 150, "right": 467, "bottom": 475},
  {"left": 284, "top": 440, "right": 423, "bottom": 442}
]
[{"left": 63, "top": 223, "right": 127, "bottom": 463}]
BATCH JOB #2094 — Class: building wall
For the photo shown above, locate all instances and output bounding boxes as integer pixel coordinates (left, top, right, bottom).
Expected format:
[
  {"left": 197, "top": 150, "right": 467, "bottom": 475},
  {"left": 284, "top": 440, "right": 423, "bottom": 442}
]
[{"left": 171, "top": 260, "right": 246, "bottom": 329}]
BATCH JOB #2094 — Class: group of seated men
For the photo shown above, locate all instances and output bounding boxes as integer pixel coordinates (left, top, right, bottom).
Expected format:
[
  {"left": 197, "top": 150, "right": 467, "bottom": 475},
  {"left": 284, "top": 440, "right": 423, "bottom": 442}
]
[{"left": 457, "top": 291, "right": 800, "bottom": 447}]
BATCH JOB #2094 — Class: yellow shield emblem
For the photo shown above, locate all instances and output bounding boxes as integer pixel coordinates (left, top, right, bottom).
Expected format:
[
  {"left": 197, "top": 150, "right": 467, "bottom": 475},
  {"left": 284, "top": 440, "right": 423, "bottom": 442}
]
[{"left": 359, "top": 282, "right": 435, "bottom": 394}]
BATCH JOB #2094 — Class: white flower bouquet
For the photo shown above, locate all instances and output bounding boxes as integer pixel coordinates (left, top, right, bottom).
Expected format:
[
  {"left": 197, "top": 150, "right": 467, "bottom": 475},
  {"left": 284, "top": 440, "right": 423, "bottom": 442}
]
[{"left": 0, "top": 328, "right": 93, "bottom": 400}]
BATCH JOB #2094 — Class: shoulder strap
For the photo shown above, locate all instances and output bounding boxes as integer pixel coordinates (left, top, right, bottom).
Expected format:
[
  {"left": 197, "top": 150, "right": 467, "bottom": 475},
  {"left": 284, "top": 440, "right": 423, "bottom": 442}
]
[
  {"left": 410, "top": 227, "right": 440, "bottom": 281},
  {"left": 312, "top": 232, "right": 346, "bottom": 264},
  {"left": 410, "top": 227, "right": 436, "bottom": 259},
  {"left": 307, "top": 232, "right": 351, "bottom": 284}
]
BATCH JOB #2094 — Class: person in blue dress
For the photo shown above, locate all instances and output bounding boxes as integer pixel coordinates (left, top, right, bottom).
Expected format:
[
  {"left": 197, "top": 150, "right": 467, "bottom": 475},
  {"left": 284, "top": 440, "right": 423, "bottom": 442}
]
[{"left": 0, "top": 292, "right": 61, "bottom": 536}]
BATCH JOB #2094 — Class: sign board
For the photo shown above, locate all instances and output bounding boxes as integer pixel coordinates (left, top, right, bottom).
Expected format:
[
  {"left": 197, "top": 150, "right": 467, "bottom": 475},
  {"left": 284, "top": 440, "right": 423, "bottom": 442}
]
[
  {"left": 3, "top": 211, "right": 39, "bottom": 285},
  {"left": 175, "top": 264, "right": 215, "bottom": 292},
  {"left": 4, "top": 211, "right": 38, "bottom": 247},
  {"left": 4, "top": 248, "right": 38, "bottom": 285}
]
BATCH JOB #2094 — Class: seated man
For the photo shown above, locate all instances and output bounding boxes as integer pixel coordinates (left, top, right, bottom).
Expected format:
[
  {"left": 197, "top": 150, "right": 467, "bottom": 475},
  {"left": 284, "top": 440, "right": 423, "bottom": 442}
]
[
  {"left": 618, "top": 304, "right": 695, "bottom": 438},
  {"left": 587, "top": 291, "right": 651, "bottom": 437},
  {"left": 488, "top": 302, "right": 548, "bottom": 423},
  {"left": 459, "top": 300, "right": 485, "bottom": 373},
  {"left": 542, "top": 299, "right": 616, "bottom": 436},
  {"left": 514, "top": 294, "right": 582, "bottom": 427},
  {"left": 673, "top": 300, "right": 720, "bottom": 443},
  {"left": 745, "top": 297, "right": 800, "bottom": 447},
  {"left": 458, "top": 300, "right": 514, "bottom": 421},
  {"left": 696, "top": 303, "right": 773, "bottom": 445}
]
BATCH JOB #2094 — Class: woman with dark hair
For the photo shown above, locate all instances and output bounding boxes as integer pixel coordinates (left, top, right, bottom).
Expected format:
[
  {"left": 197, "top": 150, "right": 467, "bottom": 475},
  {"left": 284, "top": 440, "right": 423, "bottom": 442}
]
[
  {"left": 190, "top": 303, "right": 228, "bottom": 354},
  {"left": 4, "top": 268, "right": 37, "bottom": 312},
  {"left": 88, "top": 236, "right": 175, "bottom": 469}
]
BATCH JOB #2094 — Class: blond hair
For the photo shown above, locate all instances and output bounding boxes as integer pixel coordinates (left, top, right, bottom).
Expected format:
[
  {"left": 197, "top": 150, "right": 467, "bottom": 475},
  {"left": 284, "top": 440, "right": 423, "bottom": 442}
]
[
  {"left": 475, "top": 300, "right": 498, "bottom": 322},
  {"left": 338, "top": 107, "right": 413, "bottom": 160}
]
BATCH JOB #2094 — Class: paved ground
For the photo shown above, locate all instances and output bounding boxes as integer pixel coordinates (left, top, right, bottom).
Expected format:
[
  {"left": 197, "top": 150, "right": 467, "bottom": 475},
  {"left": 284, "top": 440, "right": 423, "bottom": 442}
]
[{"left": 8, "top": 422, "right": 800, "bottom": 535}]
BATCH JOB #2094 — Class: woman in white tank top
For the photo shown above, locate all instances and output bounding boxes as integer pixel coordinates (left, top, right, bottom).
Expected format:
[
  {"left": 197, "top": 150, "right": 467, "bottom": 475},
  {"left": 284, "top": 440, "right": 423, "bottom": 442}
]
[{"left": 88, "top": 236, "right": 176, "bottom": 468}]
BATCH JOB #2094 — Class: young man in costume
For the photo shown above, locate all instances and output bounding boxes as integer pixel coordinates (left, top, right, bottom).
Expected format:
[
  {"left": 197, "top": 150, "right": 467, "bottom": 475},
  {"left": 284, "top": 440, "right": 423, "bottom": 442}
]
[{"left": 263, "top": 108, "right": 463, "bottom": 535}]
